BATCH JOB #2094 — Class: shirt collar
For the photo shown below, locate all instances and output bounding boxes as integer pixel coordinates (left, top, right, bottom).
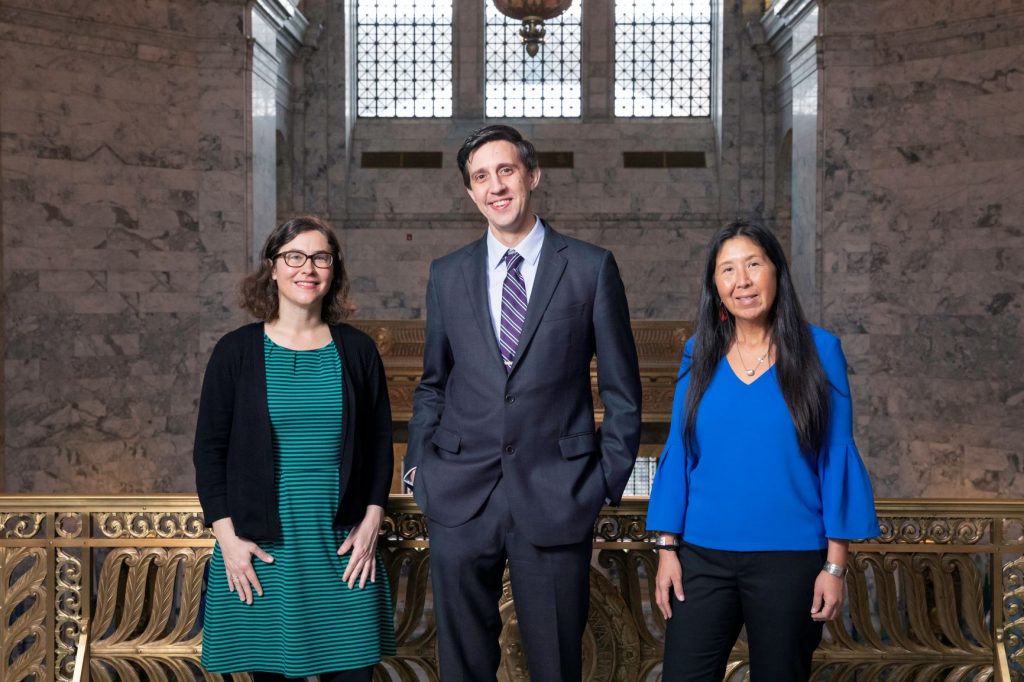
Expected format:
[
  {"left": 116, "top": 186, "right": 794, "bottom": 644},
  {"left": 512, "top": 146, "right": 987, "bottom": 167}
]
[{"left": 487, "top": 216, "right": 545, "bottom": 271}]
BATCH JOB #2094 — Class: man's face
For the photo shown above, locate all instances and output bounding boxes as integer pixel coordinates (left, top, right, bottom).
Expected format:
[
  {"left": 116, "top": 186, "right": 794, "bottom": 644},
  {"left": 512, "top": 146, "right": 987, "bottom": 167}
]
[{"left": 464, "top": 140, "right": 541, "bottom": 239}]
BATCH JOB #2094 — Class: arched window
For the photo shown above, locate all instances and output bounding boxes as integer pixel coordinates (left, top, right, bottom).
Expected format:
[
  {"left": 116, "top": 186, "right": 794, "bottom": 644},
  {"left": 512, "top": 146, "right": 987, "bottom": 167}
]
[
  {"left": 615, "top": 0, "right": 712, "bottom": 116},
  {"left": 356, "top": 0, "right": 453, "bottom": 117}
]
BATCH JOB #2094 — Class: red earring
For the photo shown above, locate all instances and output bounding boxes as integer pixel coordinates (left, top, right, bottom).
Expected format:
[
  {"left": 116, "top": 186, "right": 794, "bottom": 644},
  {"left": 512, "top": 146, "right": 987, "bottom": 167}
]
[{"left": 718, "top": 303, "right": 728, "bottom": 322}]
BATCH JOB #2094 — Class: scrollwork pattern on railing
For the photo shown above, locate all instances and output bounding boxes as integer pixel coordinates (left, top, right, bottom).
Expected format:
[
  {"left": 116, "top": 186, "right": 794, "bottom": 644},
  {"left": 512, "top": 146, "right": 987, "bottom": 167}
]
[
  {"left": 88, "top": 547, "right": 215, "bottom": 680},
  {"left": 56, "top": 511, "right": 84, "bottom": 539},
  {"left": 877, "top": 517, "right": 989, "bottom": 544},
  {"left": 1, "top": 547, "right": 48, "bottom": 681},
  {"left": 381, "top": 511, "right": 429, "bottom": 542},
  {"left": 1, "top": 512, "right": 46, "bottom": 539},
  {"left": 1005, "top": 552, "right": 1024, "bottom": 677},
  {"left": 597, "top": 548, "right": 665, "bottom": 679},
  {"left": 0, "top": 499, "right": 1022, "bottom": 681},
  {"left": 594, "top": 513, "right": 651, "bottom": 543},
  {"left": 55, "top": 548, "right": 84, "bottom": 681},
  {"left": 95, "top": 512, "right": 209, "bottom": 539}
]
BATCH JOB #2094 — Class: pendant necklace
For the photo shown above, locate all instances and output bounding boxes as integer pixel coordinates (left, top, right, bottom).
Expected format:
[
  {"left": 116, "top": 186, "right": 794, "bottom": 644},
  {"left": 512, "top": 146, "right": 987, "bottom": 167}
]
[{"left": 736, "top": 343, "right": 770, "bottom": 377}]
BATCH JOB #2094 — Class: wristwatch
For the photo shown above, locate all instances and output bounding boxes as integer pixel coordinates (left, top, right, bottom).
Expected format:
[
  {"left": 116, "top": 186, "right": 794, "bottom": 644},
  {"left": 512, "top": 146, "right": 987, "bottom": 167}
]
[
  {"left": 822, "top": 561, "right": 847, "bottom": 577},
  {"left": 654, "top": 536, "right": 680, "bottom": 552}
]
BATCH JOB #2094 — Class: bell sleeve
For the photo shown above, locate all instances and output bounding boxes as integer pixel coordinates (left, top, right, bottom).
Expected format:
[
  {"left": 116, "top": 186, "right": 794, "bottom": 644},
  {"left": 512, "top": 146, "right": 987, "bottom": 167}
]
[
  {"left": 646, "top": 343, "right": 695, "bottom": 534},
  {"left": 817, "top": 334, "right": 880, "bottom": 541}
]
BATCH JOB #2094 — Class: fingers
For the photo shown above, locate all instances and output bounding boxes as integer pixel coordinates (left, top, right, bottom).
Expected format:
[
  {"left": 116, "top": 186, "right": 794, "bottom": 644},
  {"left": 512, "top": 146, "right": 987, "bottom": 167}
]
[
  {"left": 223, "top": 548, "right": 267, "bottom": 603},
  {"left": 342, "top": 545, "right": 380, "bottom": 589},
  {"left": 358, "top": 559, "right": 372, "bottom": 590},
  {"left": 346, "top": 554, "right": 362, "bottom": 589},
  {"left": 809, "top": 589, "right": 825, "bottom": 617},
  {"left": 813, "top": 595, "right": 844, "bottom": 622},
  {"left": 811, "top": 572, "right": 845, "bottom": 621},
  {"left": 812, "top": 601, "right": 833, "bottom": 621},
  {"left": 245, "top": 567, "right": 264, "bottom": 598},
  {"left": 337, "top": 534, "right": 354, "bottom": 556},
  {"left": 655, "top": 582, "right": 672, "bottom": 620},
  {"left": 810, "top": 593, "right": 843, "bottom": 621},
  {"left": 252, "top": 546, "right": 275, "bottom": 564},
  {"left": 672, "top": 574, "right": 685, "bottom": 604}
]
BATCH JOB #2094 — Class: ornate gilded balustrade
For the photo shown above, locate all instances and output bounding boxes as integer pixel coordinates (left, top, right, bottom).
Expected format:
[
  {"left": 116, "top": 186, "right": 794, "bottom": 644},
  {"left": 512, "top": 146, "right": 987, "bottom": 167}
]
[{"left": 0, "top": 496, "right": 1020, "bottom": 681}]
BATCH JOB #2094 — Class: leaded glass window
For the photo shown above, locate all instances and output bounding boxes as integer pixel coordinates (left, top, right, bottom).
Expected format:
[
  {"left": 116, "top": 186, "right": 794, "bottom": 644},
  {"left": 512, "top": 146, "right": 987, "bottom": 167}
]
[
  {"left": 615, "top": 0, "right": 712, "bottom": 117},
  {"left": 485, "top": 1, "right": 582, "bottom": 118},
  {"left": 356, "top": 0, "right": 453, "bottom": 117}
]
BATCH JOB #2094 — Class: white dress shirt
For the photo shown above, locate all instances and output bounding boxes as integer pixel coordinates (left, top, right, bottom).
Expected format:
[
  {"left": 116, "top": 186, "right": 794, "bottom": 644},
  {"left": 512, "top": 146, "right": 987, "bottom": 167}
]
[{"left": 486, "top": 216, "right": 546, "bottom": 341}]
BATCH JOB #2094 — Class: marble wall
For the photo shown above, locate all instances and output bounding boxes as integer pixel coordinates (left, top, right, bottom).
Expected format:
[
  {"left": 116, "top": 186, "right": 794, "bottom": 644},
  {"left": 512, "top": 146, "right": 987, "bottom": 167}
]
[
  {"left": 3, "top": 0, "right": 1018, "bottom": 499},
  {"left": 295, "top": 0, "right": 771, "bottom": 320},
  {"left": 809, "top": 0, "right": 1024, "bottom": 497},
  {"left": 0, "top": 0, "right": 252, "bottom": 492}
]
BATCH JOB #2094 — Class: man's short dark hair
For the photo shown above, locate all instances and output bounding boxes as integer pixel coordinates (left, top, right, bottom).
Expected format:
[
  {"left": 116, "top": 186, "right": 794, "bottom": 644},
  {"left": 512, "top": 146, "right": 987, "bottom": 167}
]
[{"left": 456, "top": 125, "right": 539, "bottom": 188}]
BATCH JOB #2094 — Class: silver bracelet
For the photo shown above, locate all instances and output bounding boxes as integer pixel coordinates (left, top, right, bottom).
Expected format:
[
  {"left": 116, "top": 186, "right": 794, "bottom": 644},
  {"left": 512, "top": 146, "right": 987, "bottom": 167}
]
[
  {"left": 654, "top": 537, "right": 680, "bottom": 551},
  {"left": 822, "top": 561, "right": 847, "bottom": 577}
]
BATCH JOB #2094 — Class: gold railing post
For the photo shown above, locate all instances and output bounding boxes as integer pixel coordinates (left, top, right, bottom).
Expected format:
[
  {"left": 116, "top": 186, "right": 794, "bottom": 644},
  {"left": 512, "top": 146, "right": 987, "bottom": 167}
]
[{"left": 72, "top": 618, "right": 89, "bottom": 682}]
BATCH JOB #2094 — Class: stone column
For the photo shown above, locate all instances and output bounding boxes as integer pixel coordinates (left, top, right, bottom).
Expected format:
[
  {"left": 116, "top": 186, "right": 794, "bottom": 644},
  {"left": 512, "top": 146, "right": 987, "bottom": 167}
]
[
  {"left": 246, "top": 0, "right": 308, "bottom": 264},
  {"left": 764, "top": 0, "right": 822, "bottom": 321}
]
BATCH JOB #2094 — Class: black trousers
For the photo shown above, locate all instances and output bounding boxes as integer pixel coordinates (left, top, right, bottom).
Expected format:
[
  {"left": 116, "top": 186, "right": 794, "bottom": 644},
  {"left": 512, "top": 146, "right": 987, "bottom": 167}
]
[
  {"left": 428, "top": 478, "right": 592, "bottom": 682},
  {"left": 662, "top": 543, "right": 826, "bottom": 682},
  {"left": 250, "top": 667, "right": 373, "bottom": 682}
]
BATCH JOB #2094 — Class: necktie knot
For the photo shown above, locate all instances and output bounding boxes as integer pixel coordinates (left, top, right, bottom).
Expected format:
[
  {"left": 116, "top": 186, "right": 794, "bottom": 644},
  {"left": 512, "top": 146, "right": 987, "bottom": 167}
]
[{"left": 504, "top": 250, "right": 524, "bottom": 273}]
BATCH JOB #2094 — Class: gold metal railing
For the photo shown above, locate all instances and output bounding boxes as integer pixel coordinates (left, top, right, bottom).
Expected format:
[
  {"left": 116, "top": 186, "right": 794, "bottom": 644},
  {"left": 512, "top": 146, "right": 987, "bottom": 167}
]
[{"left": 1, "top": 496, "right": 1021, "bottom": 681}]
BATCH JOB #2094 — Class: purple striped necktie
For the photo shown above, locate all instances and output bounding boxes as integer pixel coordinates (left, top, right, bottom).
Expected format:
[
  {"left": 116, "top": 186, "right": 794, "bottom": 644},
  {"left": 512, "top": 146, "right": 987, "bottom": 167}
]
[{"left": 499, "top": 250, "right": 527, "bottom": 373}]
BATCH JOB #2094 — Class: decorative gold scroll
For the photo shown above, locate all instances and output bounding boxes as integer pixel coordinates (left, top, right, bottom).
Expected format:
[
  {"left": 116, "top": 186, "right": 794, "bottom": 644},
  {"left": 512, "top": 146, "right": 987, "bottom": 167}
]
[
  {"left": 1, "top": 547, "right": 48, "bottom": 681},
  {"left": 0, "top": 496, "right": 1020, "bottom": 681}
]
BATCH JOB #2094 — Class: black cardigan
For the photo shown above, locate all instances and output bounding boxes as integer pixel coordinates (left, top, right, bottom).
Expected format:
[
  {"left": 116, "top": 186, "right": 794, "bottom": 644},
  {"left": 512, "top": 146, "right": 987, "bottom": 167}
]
[{"left": 193, "top": 322, "right": 393, "bottom": 541}]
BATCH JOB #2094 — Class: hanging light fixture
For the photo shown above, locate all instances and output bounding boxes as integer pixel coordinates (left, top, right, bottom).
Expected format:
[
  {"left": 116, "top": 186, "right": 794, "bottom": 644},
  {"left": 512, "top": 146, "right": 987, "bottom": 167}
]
[{"left": 492, "top": 0, "right": 574, "bottom": 57}]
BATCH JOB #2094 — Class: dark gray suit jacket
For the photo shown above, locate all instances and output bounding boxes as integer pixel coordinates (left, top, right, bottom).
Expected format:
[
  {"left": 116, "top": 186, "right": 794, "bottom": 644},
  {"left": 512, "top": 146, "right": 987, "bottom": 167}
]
[{"left": 405, "top": 223, "right": 642, "bottom": 547}]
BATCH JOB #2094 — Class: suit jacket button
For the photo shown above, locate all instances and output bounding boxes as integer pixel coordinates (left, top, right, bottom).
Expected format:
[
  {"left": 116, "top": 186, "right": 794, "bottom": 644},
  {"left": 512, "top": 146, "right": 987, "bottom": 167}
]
[
  {"left": 505, "top": 394, "right": 515, "bottom": 403},
  {"left": 505, "top": 446, "right": 515, "bottom": 455}
]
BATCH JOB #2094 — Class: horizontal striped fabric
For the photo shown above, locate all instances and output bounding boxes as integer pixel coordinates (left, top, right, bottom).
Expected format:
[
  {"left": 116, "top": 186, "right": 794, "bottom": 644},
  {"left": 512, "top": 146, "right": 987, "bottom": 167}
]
[{"left": 201, "top": 335, "right": 396, "bottom": 676}]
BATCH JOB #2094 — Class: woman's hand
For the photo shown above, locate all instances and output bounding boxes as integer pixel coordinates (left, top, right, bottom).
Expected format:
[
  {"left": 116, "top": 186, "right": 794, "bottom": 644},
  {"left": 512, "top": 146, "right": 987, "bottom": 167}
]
[
  {"left": 810, "top": 570, "right": 845, "bottom": 621},
  {"left": 655, "top": 549, "right": 685, "bottom": 620},
  {"left": 212, "top": 518, "right": 274, "bottom": 605},
  {"left": 812, "top": 539, "right": 849, "bottom": 621},
  {"left": 338, "top": 504, "right": 385, "bottom": 589}
]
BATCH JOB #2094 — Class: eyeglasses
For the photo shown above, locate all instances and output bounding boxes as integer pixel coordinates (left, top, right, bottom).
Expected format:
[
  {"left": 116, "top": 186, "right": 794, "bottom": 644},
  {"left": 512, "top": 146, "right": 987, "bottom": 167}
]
[{"left": 274, "top": 251, "right": 334, "bottom": 269}]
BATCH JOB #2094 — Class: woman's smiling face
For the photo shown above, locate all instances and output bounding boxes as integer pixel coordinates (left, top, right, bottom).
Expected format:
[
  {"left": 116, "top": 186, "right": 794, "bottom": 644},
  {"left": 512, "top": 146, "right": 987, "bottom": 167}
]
[
  {"left": 714, "top": 236, "right": 777, "bottom": 326},
  {"left": 271, "top": 230, "right": 333, "bottom": 312}
]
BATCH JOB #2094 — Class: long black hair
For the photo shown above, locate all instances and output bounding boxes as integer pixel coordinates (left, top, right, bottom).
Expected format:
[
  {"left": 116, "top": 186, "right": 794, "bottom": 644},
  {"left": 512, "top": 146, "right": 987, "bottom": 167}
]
[{"left": 683, "top": 219, "right": 830, "bottom": 457}]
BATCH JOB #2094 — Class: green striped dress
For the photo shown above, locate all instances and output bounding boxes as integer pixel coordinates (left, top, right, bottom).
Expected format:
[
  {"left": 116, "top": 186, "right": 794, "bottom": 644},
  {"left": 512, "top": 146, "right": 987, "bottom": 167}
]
[{"left": 201, "top": 335, "right": 396, "bottom": 676}]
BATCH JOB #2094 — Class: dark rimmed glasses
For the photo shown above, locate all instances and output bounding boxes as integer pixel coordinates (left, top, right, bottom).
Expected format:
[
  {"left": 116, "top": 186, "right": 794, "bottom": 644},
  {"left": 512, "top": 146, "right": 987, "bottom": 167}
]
[{"left": 274, "top": 251, "right": 334, "bottom": 269}]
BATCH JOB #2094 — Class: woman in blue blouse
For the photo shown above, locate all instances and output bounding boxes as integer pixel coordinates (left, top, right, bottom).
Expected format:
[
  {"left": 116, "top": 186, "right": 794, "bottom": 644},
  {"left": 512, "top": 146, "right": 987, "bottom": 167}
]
[{"left": 647, "top": 219, "right": 878, "bottom": 681}]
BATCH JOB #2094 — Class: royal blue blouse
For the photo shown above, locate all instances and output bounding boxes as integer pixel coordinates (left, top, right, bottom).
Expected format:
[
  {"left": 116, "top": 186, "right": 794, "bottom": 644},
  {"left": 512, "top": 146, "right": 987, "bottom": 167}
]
[{"left": 646, "top": 325, "right": 879, "bottom": 551}]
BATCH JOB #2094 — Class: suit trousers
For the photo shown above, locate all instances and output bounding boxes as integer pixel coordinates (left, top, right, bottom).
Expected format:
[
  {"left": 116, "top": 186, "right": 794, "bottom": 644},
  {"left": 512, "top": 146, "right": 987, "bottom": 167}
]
[
  {"left": 428, "top": 477, "right": 593, "bottom": 682},
  {"left": 661, "top": 543, "right": 826, "bottom": 682}
]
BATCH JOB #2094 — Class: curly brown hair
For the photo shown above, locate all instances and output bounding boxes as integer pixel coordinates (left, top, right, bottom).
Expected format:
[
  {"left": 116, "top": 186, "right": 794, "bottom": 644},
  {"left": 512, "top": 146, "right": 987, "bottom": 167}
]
[{"left": 239, "top": 215, "right": 356, "bottom": 323}]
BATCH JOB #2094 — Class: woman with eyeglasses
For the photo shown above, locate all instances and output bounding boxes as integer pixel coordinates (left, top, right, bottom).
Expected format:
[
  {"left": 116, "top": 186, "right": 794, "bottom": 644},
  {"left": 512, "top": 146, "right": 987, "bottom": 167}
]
[{"left": 194, "top": 215, "right": 396, "bottom": 681}]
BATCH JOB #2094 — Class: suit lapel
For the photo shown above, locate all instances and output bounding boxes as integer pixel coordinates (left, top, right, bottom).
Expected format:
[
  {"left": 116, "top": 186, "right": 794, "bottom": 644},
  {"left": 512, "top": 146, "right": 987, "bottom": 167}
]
[
  {"left": 509, "top": 224, "right": 567, "bottom": 375},
  {"left": 460, "top": 237, "right": 506, "bottom": 369}
]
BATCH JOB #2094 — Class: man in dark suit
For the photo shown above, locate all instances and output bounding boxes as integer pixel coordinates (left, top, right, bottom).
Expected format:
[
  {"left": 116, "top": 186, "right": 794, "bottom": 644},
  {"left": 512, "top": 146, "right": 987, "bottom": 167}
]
[{"left": 405, "top": 125, "right": 642, "bottom": 681}]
